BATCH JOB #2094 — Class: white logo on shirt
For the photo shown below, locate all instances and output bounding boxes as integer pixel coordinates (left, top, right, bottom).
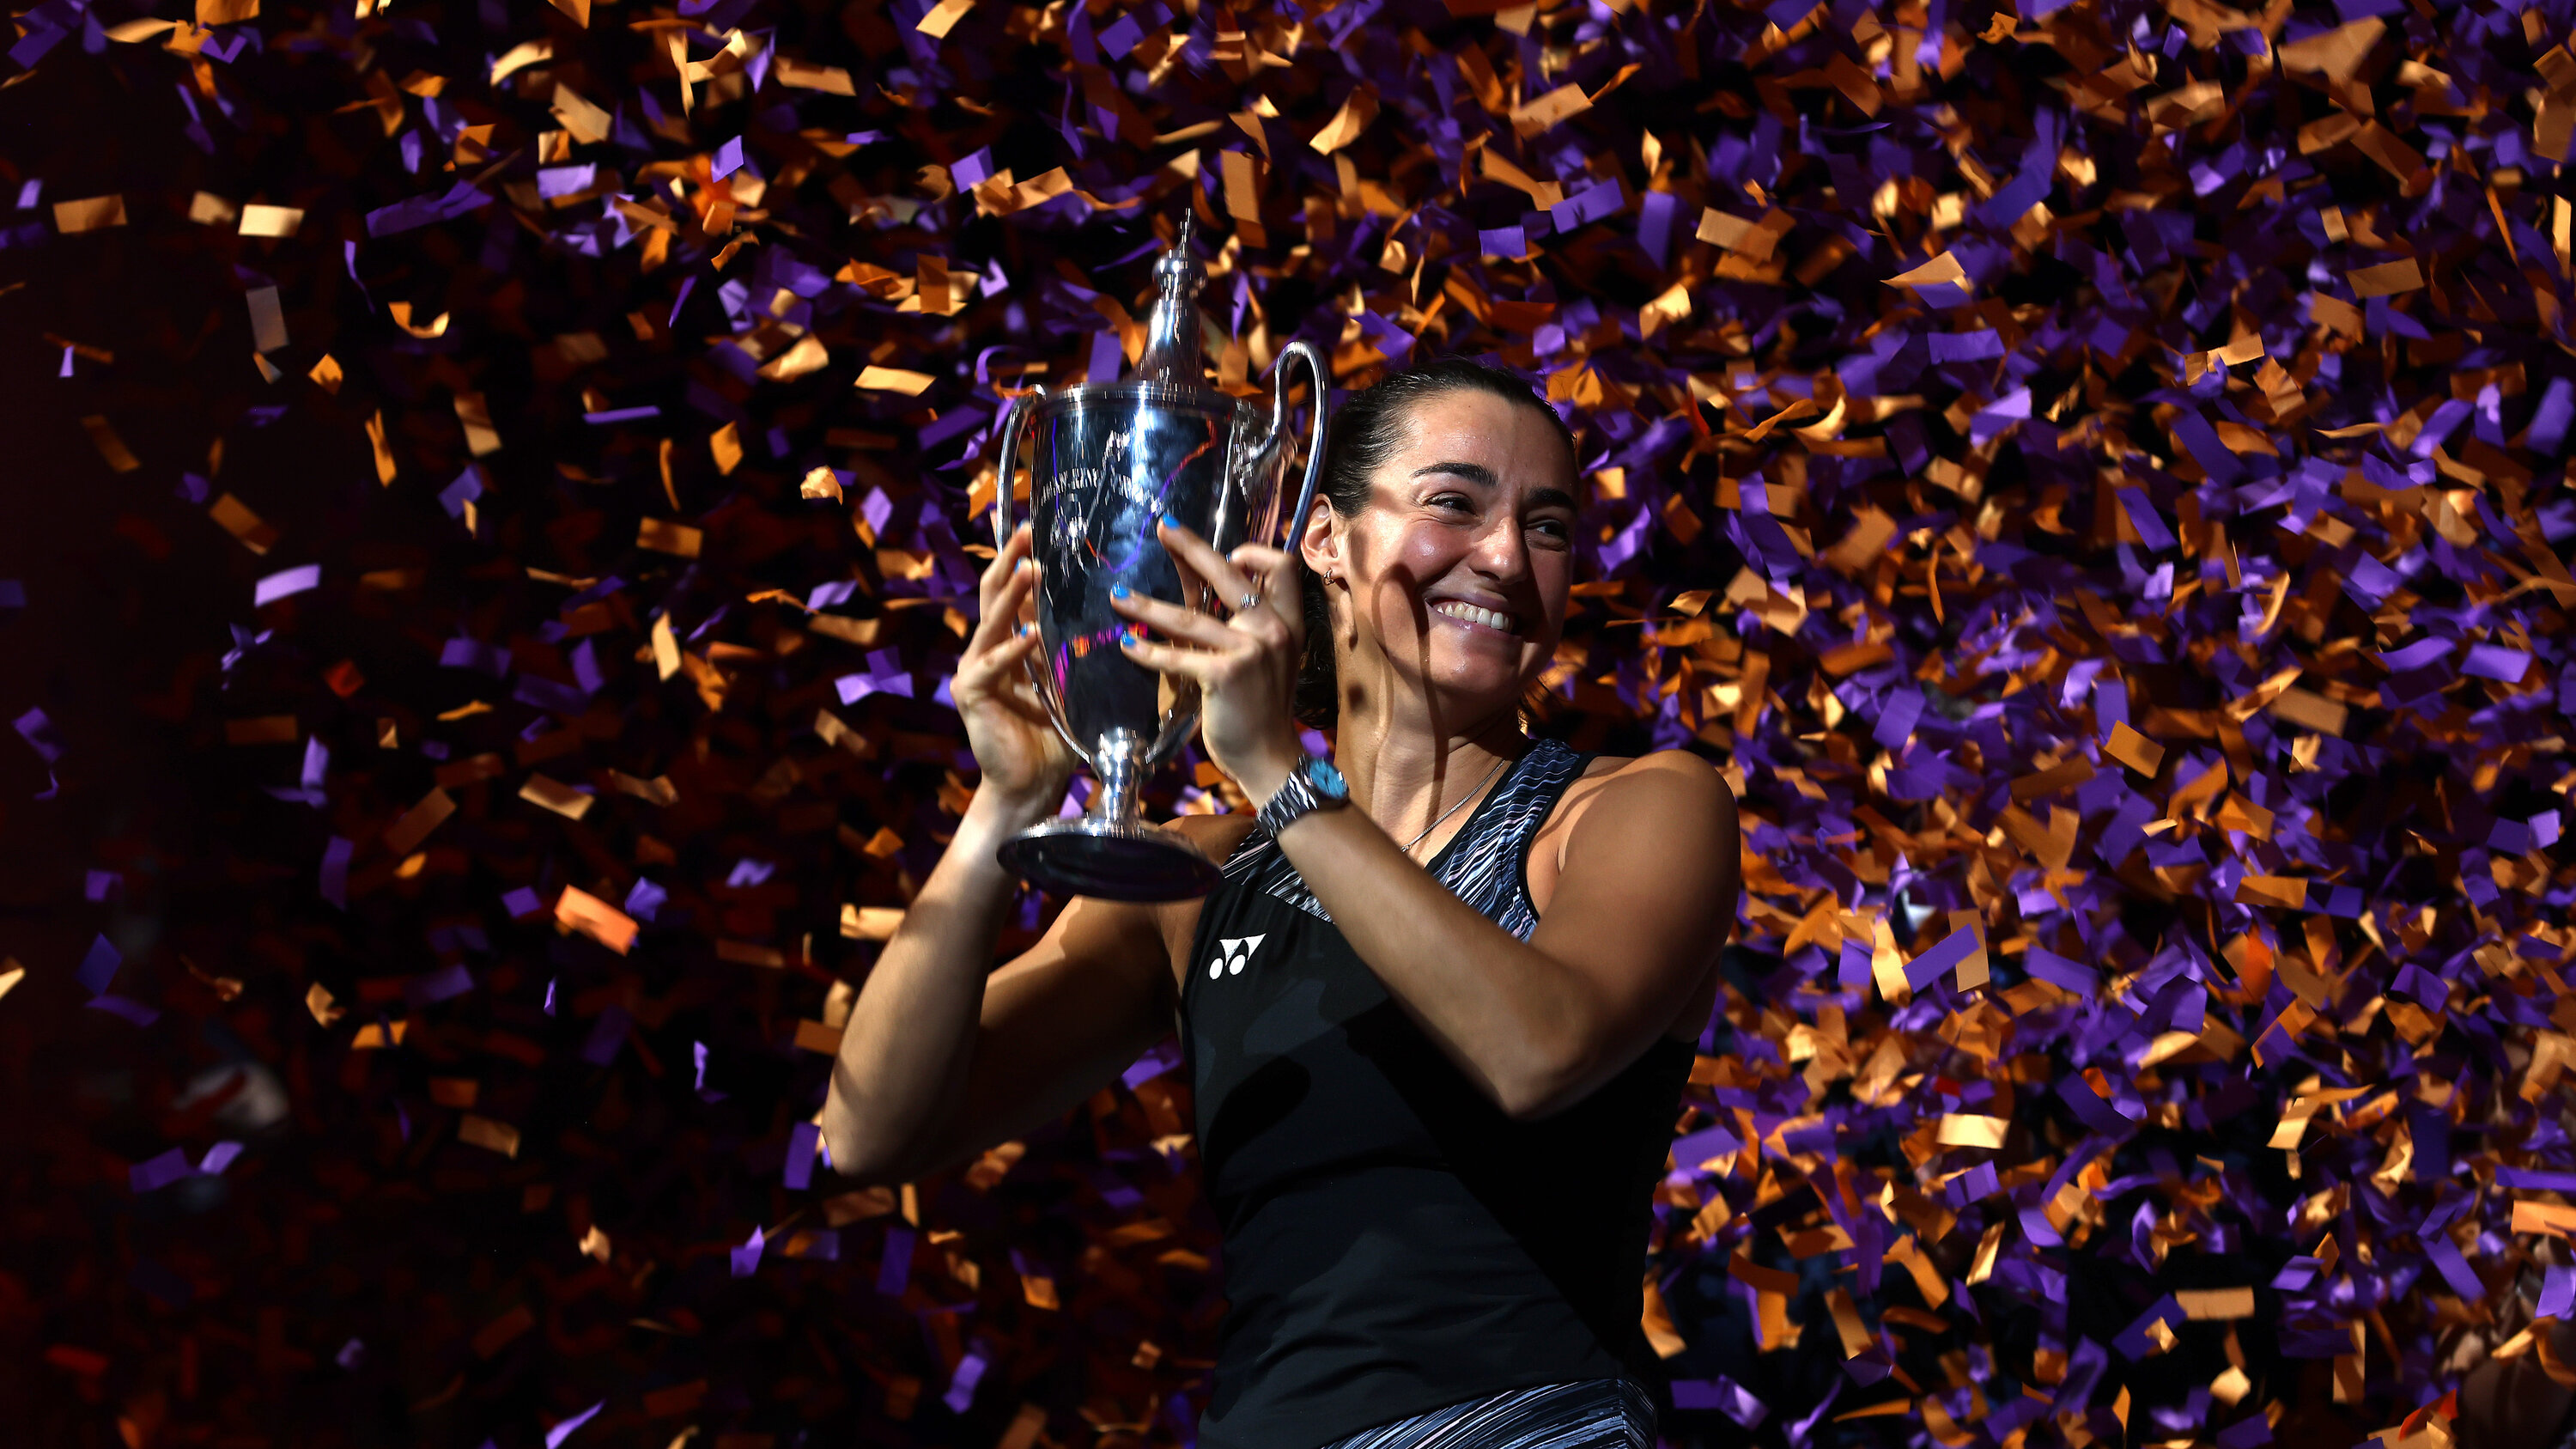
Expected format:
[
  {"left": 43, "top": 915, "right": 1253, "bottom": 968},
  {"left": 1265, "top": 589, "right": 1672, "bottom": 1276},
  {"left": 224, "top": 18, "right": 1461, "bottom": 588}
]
[{"left": 1207, "top": 934, "right": 1267, "bottom": 980}]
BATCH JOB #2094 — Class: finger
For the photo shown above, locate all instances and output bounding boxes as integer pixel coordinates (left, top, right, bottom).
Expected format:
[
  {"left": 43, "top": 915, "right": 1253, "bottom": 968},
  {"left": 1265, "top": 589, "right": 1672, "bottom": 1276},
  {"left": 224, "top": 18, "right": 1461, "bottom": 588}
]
[
  {"left": 1228, "top": 543, "right": 1292, "bottom": 575},
  {"left": 1118, "top": 636, "right": 1220, "bottom": 679},
  {"left": 999, "top": 628, "right": 1047, "bottom": 680},
  {"left": 1109, "top": 588, "right": 1240, "bottom": 648},
  {"left": 1227, "top": 542, "right": 1298, "bottom": 612},
  {"left": 960, "top": 619, "right": 1044, "bottom": 685},
  {"left": 982, "top": 521, "right": 1033, "bottom": 582},
  {"left": 1157, "top": 519, "right": 1255, "bottom": 608},
  {"left": 960, "top": 644, "right": 1049, "bottom": 715},
  {"left": 975, "top": 523, "right": 1035, "bottom": 613},
  {"left": 969, "top": 555, "right": 1038, "bottom": 654}
]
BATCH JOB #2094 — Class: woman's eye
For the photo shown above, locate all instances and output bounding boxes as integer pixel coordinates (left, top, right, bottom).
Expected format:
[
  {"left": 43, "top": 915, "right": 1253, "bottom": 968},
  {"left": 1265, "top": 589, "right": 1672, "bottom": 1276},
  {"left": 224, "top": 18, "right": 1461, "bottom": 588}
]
[{"left": 1429, "top": 494, "right": 1473, "bottom": 513}]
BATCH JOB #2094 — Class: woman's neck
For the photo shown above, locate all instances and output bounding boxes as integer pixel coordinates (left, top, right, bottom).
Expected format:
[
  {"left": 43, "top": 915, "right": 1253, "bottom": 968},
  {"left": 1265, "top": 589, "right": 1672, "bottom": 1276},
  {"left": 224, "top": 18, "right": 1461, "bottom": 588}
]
[{"left": 1331, "top": 690, "right": 1528, "bottom": 845}]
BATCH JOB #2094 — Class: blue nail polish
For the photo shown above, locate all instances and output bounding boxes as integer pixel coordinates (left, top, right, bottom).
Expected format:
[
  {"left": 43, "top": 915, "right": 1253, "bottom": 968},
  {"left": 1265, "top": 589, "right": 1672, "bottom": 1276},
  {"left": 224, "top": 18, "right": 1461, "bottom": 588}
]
[{"left": 1110, "top": 583, "right": 1131, "bottom": 600}]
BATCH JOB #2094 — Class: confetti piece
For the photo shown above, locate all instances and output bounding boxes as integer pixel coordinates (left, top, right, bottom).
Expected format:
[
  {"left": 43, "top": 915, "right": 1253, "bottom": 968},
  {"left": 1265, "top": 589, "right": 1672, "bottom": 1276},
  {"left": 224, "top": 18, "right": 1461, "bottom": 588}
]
[
  {"left": 2105, "top": 721, "right": 2166, "bottom": 775},
  {"left": 252, "top": 565, "right": 319, "bottom": 606},
  {"left": 81, "top": 416, "right": 140, "bottom": 472},
  {"left": 854, "top": 365, "right": 936, "bottom": 394},
  {"left": 380, "top": 787, "right": 455, "bottom": 855},
  {"left": 1694, "top": 207, "right": 1793, "bottom": 260},
  {"left": 517, "top": 775, "right": 595, "bottom": 820},
  {"left": 1885, "top": 250, "right": 1967, "bottom": 290},
  {"left": 1935, "top": 1114, "right": 2008, "bottom": 1149},
  {"left": 2177, "top": 1288, "right": 2257, "bottom": 1320},
  {"left": 458, "top": 1115, "right": 520, "bottom": 1158},
  {"left": 363, "top": 411, "right": 396, "bottom": 484},
  {"left": 237, "top": 204, "right": 302, "bottom": 237},
  {"left": 636, "top": 519, "right": 702, "bottom": 557},
  {"left": 2348, "top": 259, "right": 2426, "bottom": 297},
  {"left": 554, "top": 886, "right": 638, "bottom": 954},
  {"left": 489, "top": 38, "right": 550, "bottom": 84},
  {"left": 52, "top": 196, "right": 126, "bottom": 233},
  {"left": 916, "top": 0, "right": 975, "bottom": 38},
  {"left": 2277, "top": 17, "right": 2383, "bottom": 83},
  {"left": 775, "top": 58, "right": 855, "bottom": 93}
]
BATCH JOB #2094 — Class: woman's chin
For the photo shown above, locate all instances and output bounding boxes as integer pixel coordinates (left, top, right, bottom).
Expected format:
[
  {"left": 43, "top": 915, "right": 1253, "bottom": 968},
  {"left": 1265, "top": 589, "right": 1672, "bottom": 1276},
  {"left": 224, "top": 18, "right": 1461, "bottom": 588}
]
[{"left": 1416, "top": 646, "right": 1536, "bottom": 704}]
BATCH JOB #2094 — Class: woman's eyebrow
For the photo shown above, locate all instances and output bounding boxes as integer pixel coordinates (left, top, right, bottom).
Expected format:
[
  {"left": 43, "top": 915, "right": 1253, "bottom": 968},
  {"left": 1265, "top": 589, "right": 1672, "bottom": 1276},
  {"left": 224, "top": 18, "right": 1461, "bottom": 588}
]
[
  {"left": 1407, "top": 466, "right": 1575, "bottom": 513},
  {"left": 1409, "top": 460, "right": 1498, "bottom": 487}
]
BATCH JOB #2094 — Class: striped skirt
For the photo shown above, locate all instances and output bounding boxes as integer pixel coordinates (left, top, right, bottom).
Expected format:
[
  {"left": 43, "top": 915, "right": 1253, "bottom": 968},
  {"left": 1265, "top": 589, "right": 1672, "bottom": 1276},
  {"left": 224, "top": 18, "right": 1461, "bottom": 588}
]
[{"left": 1309, "top": 1379, "right": 1656, "bottom": 1449}]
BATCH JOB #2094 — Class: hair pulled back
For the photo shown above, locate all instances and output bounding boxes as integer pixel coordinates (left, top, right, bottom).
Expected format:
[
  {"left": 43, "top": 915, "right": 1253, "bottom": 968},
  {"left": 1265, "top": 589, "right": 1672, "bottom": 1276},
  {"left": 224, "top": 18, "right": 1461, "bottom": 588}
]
[{"left": 1290, "top": 356, "right": 1577, "bottom": 728}]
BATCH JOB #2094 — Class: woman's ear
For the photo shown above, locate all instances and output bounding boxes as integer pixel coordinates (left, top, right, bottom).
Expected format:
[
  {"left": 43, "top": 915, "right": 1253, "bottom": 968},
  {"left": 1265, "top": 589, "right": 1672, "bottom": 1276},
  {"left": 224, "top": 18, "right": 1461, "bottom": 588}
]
[{"left": 1297, "top": 494, "right": 1341, "bottom": 581}]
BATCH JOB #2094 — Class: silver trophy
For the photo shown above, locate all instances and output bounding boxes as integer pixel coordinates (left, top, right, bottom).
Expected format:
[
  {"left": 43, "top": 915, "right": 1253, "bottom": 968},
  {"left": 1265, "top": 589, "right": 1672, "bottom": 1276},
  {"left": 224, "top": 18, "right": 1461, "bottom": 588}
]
[{"left": 988, "top": 212, "right": 1327, "bottom": 900}]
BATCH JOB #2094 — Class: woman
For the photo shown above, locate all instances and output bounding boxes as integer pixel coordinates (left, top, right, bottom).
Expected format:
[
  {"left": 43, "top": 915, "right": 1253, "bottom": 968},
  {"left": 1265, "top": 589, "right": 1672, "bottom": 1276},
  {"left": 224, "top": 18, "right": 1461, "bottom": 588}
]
[{"left": 818, "top": 357, "right": 1741, "bottom": 1449}]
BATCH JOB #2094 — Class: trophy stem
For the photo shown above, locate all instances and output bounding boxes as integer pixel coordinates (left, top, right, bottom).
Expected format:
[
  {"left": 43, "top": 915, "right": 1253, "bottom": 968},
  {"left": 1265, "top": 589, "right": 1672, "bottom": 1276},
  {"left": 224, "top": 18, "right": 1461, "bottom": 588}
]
[
  {"left": 994, "top": 726, "right": 1221, "bottom": 901},
  {"left": 1092, "top": 727, "right": 1150, "bottom": 832}
]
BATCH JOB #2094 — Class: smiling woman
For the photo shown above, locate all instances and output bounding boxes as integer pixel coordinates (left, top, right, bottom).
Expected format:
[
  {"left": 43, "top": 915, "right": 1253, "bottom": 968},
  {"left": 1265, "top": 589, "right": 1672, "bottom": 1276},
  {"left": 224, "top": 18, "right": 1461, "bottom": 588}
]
[
  {"left": 1285, "top": 360, "right": 1583, "bottom": 738},
  {"left": 818, "top": 356, "right": 1741, "bottom": 1449}
]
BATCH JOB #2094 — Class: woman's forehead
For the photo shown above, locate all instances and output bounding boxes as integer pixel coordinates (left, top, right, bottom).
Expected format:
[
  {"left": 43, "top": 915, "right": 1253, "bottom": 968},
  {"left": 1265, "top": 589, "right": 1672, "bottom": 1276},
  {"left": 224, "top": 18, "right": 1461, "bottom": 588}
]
[{"left": 1380, "top": 391, "right": 1571, "bottom": 484}]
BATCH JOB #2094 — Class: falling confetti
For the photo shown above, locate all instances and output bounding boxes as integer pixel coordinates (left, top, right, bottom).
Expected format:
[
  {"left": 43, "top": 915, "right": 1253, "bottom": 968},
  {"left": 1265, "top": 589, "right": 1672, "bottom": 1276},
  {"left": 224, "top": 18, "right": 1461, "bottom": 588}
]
[{"left": 1, "top": 0, "right": 2572, "bottom": 1442}]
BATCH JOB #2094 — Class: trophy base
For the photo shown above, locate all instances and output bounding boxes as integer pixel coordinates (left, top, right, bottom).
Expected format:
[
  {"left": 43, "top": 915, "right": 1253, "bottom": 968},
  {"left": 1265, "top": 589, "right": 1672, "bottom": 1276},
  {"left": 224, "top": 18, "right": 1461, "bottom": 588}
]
[{"left": 998, "top": 818, "right": 1223, "bottom": 902}]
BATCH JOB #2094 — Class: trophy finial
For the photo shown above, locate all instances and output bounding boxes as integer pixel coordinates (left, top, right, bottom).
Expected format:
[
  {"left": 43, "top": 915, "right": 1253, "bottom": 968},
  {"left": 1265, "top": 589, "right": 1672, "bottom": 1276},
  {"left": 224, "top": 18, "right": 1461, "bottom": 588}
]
[{"left": 1135, "top": 209, "right": 1206, "bottom": 387}]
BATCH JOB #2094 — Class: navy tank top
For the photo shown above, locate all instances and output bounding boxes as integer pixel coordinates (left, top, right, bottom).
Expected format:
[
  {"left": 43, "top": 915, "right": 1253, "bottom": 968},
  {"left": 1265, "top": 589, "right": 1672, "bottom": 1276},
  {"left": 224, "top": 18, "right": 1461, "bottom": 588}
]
[{"left": 1179, "top": 737, "right": 1697, "bottom": 1449}]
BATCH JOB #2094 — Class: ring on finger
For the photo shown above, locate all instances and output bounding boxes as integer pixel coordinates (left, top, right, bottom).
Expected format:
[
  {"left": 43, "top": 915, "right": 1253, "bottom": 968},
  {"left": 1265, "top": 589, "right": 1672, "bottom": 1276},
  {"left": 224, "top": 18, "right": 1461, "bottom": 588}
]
[{"left": 1236, "top": 590, "right": 1260, "bottom": 611}]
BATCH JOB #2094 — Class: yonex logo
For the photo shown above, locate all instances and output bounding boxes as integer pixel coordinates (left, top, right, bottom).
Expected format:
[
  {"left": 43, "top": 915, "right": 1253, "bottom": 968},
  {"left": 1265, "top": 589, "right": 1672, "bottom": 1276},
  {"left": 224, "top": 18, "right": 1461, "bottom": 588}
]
[{"left": 1207, "top": 935, "right": 1267, "bottom": 980}]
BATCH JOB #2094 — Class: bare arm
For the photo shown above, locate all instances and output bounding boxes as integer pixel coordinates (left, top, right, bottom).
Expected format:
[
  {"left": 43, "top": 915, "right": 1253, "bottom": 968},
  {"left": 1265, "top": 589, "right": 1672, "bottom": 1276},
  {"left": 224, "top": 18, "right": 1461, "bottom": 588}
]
[
  {"left": 817, "top": 789, "right": 1182, "bottom": 1182},
  {"left": 1271, "top": 751, "right": 1739, "bottom": 1119},
  {"left": 818, "top": 516, "right": 1190, "bottom": 1184}
]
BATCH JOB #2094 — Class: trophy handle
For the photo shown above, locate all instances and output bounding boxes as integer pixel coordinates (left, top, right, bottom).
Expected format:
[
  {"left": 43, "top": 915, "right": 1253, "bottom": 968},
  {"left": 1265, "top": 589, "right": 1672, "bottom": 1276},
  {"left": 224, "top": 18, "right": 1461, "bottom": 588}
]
[
  {"left": 1264, "top": 340, "right": 1331, "bottom": 568},
  {"left": 992, "top": 387, "right": 1042, "bottom": 551},
  {"left": 989, "top": 387, "right": 1092, "bottom": 770}
]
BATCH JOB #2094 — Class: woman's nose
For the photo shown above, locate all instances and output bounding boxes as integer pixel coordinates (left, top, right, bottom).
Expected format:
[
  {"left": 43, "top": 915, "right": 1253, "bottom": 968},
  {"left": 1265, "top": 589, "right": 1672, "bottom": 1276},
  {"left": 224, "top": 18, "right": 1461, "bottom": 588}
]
[{"left": 1471, "top": 518, "right": 1530, "bottom": 577}]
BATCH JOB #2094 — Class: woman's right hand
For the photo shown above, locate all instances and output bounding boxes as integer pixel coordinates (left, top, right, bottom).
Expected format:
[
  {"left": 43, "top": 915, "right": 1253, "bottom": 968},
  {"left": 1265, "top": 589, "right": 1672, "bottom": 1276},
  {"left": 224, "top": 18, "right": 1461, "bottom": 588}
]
[{"left": 954, "top": 523, "right": 1077, "bottom": 813}]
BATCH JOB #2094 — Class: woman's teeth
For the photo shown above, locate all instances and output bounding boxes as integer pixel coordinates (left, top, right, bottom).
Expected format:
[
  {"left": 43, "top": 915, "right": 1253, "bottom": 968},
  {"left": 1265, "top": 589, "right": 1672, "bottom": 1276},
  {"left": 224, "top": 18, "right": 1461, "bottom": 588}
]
[{"left": 1432, "top": 600, "right": 1516, "bottom": 634}]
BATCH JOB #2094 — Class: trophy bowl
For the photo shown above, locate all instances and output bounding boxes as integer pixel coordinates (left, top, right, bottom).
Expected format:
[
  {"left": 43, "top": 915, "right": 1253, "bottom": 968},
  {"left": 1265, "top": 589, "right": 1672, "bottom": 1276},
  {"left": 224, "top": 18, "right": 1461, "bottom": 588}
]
[{"left": 987, "top": 217, "right": 1327, "bottom": 901}]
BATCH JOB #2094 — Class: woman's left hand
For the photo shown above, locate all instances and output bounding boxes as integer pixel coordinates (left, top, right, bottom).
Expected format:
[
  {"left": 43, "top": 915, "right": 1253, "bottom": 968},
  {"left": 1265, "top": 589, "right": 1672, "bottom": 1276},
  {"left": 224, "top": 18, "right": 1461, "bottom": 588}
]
[{"left": 1113, "top": 519, "right": 1306, "bottom": 803}]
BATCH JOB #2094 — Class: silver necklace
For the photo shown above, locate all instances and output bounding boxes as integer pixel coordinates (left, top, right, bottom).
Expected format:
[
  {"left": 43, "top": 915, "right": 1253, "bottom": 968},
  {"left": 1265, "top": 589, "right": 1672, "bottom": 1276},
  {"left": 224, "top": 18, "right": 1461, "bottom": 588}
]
[{"left": 1398, "top": 752, "right": 1511, "bottom": 856}]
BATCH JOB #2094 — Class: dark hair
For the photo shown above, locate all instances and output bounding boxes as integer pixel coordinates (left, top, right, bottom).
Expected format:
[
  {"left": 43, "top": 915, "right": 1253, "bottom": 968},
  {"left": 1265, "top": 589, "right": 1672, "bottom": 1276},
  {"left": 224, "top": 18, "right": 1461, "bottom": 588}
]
[{"left": 1290, "top": 356, "right": 1579, "bottom": 728}]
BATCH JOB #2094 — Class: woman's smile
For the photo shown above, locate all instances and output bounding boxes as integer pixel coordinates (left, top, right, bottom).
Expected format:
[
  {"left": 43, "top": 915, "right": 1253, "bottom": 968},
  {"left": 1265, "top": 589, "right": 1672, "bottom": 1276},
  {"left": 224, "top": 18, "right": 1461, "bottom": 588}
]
[{"left": 1426, "top": 599, "right": 1521, "bottom": 637}]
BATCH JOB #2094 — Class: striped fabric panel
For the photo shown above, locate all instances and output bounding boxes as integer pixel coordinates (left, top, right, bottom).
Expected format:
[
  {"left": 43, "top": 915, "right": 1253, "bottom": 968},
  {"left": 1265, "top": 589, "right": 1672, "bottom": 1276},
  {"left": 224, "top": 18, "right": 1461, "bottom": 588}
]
[
  {"left": 1218, "top": 739, "right": 1583, "bottom": 942},
  {"left": 1309, "top": 1376, "right": 1655, "bottom": 1449}
]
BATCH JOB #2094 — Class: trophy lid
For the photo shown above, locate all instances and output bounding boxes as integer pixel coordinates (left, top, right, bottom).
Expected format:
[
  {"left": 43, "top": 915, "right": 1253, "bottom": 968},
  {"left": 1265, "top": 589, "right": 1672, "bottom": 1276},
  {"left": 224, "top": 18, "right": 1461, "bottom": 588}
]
[{"left": 1133, "top": 210, "right": 1208, "bottom": 389}]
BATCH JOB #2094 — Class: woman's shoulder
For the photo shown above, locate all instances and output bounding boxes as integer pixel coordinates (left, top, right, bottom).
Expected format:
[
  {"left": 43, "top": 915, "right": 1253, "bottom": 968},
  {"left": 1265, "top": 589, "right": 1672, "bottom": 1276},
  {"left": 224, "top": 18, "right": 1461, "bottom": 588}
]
[
  {"left": 1551, "top": 749, "right": 1738, "bottom": 853},
  {"left": 1528, "top": 748, "right": 1736, "bottom": 915},
  {"left": 1571, "top": 748, "right": 1735, "bottom": 803}
]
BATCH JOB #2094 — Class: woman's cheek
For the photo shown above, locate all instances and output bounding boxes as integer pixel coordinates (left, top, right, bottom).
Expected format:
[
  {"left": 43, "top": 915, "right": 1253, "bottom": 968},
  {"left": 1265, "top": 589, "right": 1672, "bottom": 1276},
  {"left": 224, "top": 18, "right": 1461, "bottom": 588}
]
[{"left": 1395, "top": 527, "right": 1460, "bottom": 576}]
